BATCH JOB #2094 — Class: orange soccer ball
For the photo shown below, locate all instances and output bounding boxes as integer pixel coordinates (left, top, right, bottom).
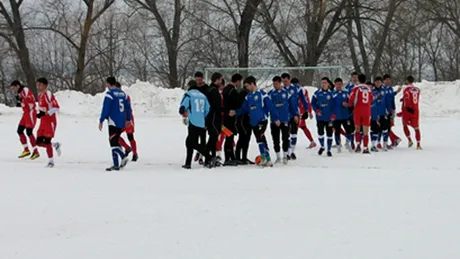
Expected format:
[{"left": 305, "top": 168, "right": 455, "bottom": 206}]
[{"left": 255, "top": 155, "right": 262, "bottom": 165}]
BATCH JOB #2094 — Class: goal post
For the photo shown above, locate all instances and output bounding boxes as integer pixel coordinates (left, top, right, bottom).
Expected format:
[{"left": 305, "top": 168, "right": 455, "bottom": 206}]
[{"left": 204, "top": 66, "right": 344, "bottom": 89}]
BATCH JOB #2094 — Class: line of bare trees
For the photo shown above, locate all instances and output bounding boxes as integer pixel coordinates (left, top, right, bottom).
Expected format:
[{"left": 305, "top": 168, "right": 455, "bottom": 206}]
[{"left": 0, "top": 0, "right": 458, "bottom": 103}]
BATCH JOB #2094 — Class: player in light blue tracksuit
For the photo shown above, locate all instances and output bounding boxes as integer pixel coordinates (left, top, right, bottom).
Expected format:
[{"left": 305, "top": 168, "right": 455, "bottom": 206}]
[
  {"left": 312, "top": 77, "right": 335, "bottom": 156},
  {"left": 99, "top": 77, "right": 132, "bottom": 171},
  {"left": 237, "top": 76, "right": 280, "bottom": 166},
  {"left": 268, "top": 76, "right": 296, "bottom": 164},
  {"left": 281, "top": 73, "right": 309, "bottom": 160}
]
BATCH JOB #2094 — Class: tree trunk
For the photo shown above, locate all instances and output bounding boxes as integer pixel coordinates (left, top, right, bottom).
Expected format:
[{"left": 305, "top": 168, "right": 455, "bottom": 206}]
[
  {"left": 237, "top": 0, "right": 263, "bottom": 68},
  {"left": 74, "top": 1, "right": 94, "bottom": 91}
]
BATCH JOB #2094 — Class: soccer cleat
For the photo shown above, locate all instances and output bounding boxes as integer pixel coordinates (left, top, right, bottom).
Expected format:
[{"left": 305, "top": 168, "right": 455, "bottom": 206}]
[
  {"left": 318, "top": 147, "right": 325, "bottom": 155},
  {"left": 327, "top": 151, "right": 332, "bottom": 157},
  {"left": 290, "top": 153, "right": 297, "bottom": 160},
  {"left": 132, "top": 154, "right": 138, "bottom": 162},
  {"left": 337, "top": 145, "right": 342, "bottom": 153},
  {"left": 216, "top": 156, "right": 222, "bottom": 163},
  {"left": 198, "top": 157, "right": 204, "bottom": 165},
  {"left": 408, "top": 140, "right": 414, "bottom": 148},
  {"left": 223, "top": 160, "right": 238, "bottom": 166},
  {"left": 46, "top": 162, "right": 54, "bottom": 168},
  {"left": 120, "top": 156, "right": 129, "bottom": 168},
  {"left": 377, "top": 143, "right": 382, "bottom": 149},
  {"left": 30, "top": 152, "right": 40, "bottom": 160},
  {"left": 351, "top": 142, "right": 356, "bottom": 150},
  {"left": 283, "top": 157, "right": 288, "bottom": 164},
  {"left": 124, "top": 147, "right": 132, "bottom": 157},
  {"left": 371, "top": 146, "right": 379, "bottom": 152},
  {"left": 355, "top": 146, "right": 362, "bottom": 153},
  {"left": 416, "top": 144, "right": 422, "bottom": 150},
  {"left": 182, "top": 164, "right": 191, "bottom": 169},
  {"left": 243, "top": 159, "right": 255, "bottom": 165},
  {"left": 53, "top": 142, "right": 62, "bottom": 156},
  {"left": 393, "top": 138, "right": 402, "bottom": 147},
  {"left": 386, "top": 143, "right": 393, "bottom": 150},
  {"left": 363, "top": 148, "right": 370, "bottom": 154},
  {"left": 106, "top": 166, "right": 120, "bottom": 171},
  {"left": 193, "top": 153, "right": 201, "bottom": 162},
  {"left": 18, "top": 150, "right": 31, "bottom": 158},
  {"left": 307, "top": 142, "right": 317, "bottom": 149},
  {"left": 382, "top": 143, "right": 389, "bottom": 151},
  {"left": 274, "top": 157, "right": 281, "bottom": 164}
]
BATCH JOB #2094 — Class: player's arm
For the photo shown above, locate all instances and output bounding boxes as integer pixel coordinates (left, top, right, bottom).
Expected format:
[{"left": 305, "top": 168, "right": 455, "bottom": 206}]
[
  {"left": 348, "top": 88, "right": 356, "bottom": 107},
  {"left": 204, "top": 98, "right": 210, "bottom": 117},
  {"left": 99, "top": 92, "right": 113, "bottom": 123},
  {"left": 179, "top": 93, "right": 190, "bottom": 116},
  {"left": 47, "top": 95, "right": 60, "bottom": 115},
  {"left": 311, "top": 92, "right": 319, "bottom": 113},
  {"left": 236, "top": 97, "right": 249, "bottom": 116},
  {"left": 263, "top": 94, "right": 280, "bottom": 124}
]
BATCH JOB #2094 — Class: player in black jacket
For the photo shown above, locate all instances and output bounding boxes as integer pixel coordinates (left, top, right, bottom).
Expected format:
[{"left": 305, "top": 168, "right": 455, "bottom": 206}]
[
  {"left": 222, "top": 73, "right": 243, "bottom": 166},
  {"left": 235, "top": 81, "right": 254, "bottom": 164}
]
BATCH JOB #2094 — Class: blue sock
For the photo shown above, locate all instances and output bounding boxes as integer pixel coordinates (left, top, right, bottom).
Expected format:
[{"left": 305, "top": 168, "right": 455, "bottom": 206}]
[
  {"left": 258, "top": 142, "right": 265, "bottom": 157},
  {"left": 263, "top": 143, "right": 270, "bottom": 158},
  {"left": 334, "top": 131, "right": 341, "bottom": 146},
  {"left": 383, "top": 130, "right": 389, "bottom": 142},
  {"left": 371, "top": 133, "right": 378, "bottom": 142},
  {"left": 327, "top": 137, "right": 333, "bottom": 151},
  {"left": 111, "top": 147, "right": 121, "bottom": 167},
  {"left": 347, "top": 134, "right": 353, "bottom": 144},
  {"left": 378, "top": 132, "right": 382, "bottom": 143},
  {"left": 319, "top": 135, "right": 325, "bottom": 147},
  {"left": 290, "top": 134, "right": 297, "bottom": 154}
]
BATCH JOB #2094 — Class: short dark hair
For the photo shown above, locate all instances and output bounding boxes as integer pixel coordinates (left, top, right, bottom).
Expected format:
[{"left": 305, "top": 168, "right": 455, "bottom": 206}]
[
  {"left": 221, "top": 78, "right": 225, "bottom": 85},
  {"left": 211, "top": 72, "right": 222, "bottom": 83},
  {"left": 187, "top": 79, "right": 197, "bottom": 89},
  {"left": 383, "top": 74, "right": 391, "bottom": 80},
  {"left": 194, "top": 71, "right": 203, "bottom": 78},
  {"left": 272, "top": 76, "right": 282, "bottom": 82},
  {"left": 358, "top": 74, "right": 366, "bottom": 84},
  {"left": 281, "top": 73, "right": 290, "bottom": 79},
  {"left": 351, "top": 71, "right": 359, "bottom": 76},
  {"left": 291, "top": 77, "right": 299, "bottom": 84},
  {"left": 115, "top": 82, "right": 122, "bottom": 88},
  {"left": 243, "top": 76, "right": 257, "bottom": 85},
  {"left": 106, "top": 76, "right": 116, "bottom": 86},
  {"left": 374, "top": 76, "right": 383, "bottom": 82},
  {"left": 334, "top": 77, "right": 343, "bottom": 83},
  {"left": 37, "top": 77, "right": 48, "bottom": 85},
  {"left": 10, "top": 80, "right": 21, "bottom": 87},
  {"left": 406, "top": 75, "right": 415, "bottom": 83},
  {"left": 366, "top": 81, "right": 373, "bottom": 86},
  {"left": 231, "top": 73, "right": 243, "bottom": 83},
  {"left": 321, "top": 77, "right": 330, "bottom": 81}
]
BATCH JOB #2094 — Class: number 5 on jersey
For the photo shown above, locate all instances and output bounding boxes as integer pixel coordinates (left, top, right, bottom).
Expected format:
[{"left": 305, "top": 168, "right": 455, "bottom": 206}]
[{"left": 119, "top": 99, "right": 124, "bottom": 112}]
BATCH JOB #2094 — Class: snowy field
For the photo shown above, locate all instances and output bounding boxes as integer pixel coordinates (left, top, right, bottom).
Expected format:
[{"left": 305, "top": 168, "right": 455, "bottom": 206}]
[{"left": 1, "top": 80, "right": 460, "bottom": 259}]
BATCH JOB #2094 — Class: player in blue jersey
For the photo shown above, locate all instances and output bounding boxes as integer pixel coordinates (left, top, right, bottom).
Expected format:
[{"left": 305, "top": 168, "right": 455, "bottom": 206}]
[
  {"left": 383, "top": 74, "right": 402, "bottom": 147},
  {"left": 312, "top": 77, "right": 335, "bottom": 156},
  {"left": 370, "top": 77, "right": 390, "bottom": 151},
  {"left": 331, "top": 78, "right": 354, "bottom": 153},
  {"left": 268, "top": 76, "right": 294, "bottom": 164},
  {"left": 345, "top": 71, "right": 359, "bottom": 92},
  {"left": 99, "top": 77, "right": 132, "bottom": 171},
  {"left": 238, "top": 76, "right": 280, "bottom": 167},
  {"left": 179, "top": 80, "right": 214, "bottom": 169},
  {"left": 281, "top": 73, "right": 309, "bottom": 160}
]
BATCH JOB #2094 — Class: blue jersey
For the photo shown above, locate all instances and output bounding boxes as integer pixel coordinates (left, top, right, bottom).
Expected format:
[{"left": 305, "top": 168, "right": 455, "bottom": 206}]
[
  {"left": 332, "top": 89, "right": 350, "bottom": 120},
  {"left": 179, "top": 89, "right": 210, "bottom": 128},
  {"left": 371, "top": 86, "right": 387, "bottom": 120},
  {"left": 345, "top": 82, "right": 355, "bottom": 93},
  {"left": 268, "top": 88, "right": 293, "bottom": 123},
  {"left": 99, "top": 88, "right": 132, "bottom": 128},
  {"left": 312, "top": 89, "right": 334, "bottom": 121},
  {"left": 285, "top": 84, "right": 309, "bottom": 117},
  {"left": 238, "top": 90, "right": 279, "bottom": 127},
  {"left": 383, "top": 85, "right": 396, "bottom": 112}
]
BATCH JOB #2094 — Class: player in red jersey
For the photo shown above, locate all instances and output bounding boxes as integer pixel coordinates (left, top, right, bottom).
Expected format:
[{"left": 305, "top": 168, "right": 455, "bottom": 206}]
[
  {"left": 399, "top": 76, "right": 422, "bottom": 149},
  {"left": 293, "top": 78, "right": 316, "bottom": 149},
  {"left": 348, "top": 74, "right": 373, "bottom": 154},
  {"left": 115, "top": 82, "right": 139, "bottom": 161},
  {"left": 36, "top": 78, "right": 61, "bottom": 167},
  {"left": 11, "top": 80, "right": 40, "bottom": 159}
]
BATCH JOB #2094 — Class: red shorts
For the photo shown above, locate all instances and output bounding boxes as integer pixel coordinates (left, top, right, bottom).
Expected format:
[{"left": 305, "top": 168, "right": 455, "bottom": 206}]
[
  {"left": 402, "top": 113, "right": 419, "bottom": 128},
  {"left": 37, "top": 119, "right": 57, "bottom": 138},
  {"left": 19, "top": 111, "right": 37, "bottom": 128},
  {"left": 353, "top": 114, "right": 371, "bottom": 127},
  {"left": 298, "top": 119, "right": 306, "bottom": 128}
]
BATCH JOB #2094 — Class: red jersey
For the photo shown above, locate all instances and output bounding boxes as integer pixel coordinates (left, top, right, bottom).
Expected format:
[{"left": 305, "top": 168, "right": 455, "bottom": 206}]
[
  {"left": 18, "top": 87, "right": 36, "bottom": 114},
  {"left": 349, "top": 84, "right": 373, "bottom": 115},
  {"left": 38, "top": 90, "right": 60, "bottom": 122},
  {"left": 299, "top": 87, "right": 312, "bottom": 114},
  {"left": 402, "top": 85, "right": 420, "bottom": 114}
]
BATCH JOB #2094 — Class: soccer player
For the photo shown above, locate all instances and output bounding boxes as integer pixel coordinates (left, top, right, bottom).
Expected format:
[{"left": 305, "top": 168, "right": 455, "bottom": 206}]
[
  {"left": 235, "top": 80, "right": 253, "bottom": 164},
  {"left": 383, "top": 74, "right": 402, "bottom": 147},
  {"left": 237, "top": 76, "right": 280, "bottom": 167},
  {"left": 36, "top": 78, "right": 61, "bottom": 167},
  {"left": 222, "top": 74, "right": 243, "bottom": 166},
  {"left": 312, "top": 77, "right": 335, "bottom": 156},
  {"left": 193, "top": 71, "right": 208, "bottom": 164},
  {"left": 345, "top": 71, "right": 359, "bottom": 92},
  {"left": 331, "top": 78, "right": 353, "bottom": 153},
  {"left": 179, "top": 80, "right": 214, "bottom": 169},
  {"left": 399, "top": 75, "right": 422, "bottom": 149},
  {"left": 292, "top": 78, "right": 316, "bottom": 149},
  {"left": 11, "top": 80, "right": 39, "bottom": 159},
  {"left": 370, "top": 77, "right": 390, "bottom": 151},
  {"left": 114, "top": 82, "right": 138, "bottom": 161},
  {"left": 99, "top": 77, "right": 132, "bottom": 171},
  {"left": 268, "top": 76, "right": 293, "bottom": 164},
  {"left": 216, "top": 78, "right": 226, "bottom": 163},
  {"left": 349, "top": 74, "right": 373, "bottom": 154},
  {"left": 281, "top": 73, "right": 309, "bottom": 160}
]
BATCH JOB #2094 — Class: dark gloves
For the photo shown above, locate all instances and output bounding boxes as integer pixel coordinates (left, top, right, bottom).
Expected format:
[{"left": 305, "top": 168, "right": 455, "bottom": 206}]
[
  {"left": 406, "top": 107, "right": 415, "bottom": 114},
  {"left": 302, "top": 112, "right": 309, "bottom": 120},
  {"left": 37, "top": 111, "right": 45, "bottom": 118}
]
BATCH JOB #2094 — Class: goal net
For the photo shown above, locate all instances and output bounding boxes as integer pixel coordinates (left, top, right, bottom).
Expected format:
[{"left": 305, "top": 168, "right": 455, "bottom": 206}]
[{"left": 204, "top": 66, "right": 344, "bottom": 89}]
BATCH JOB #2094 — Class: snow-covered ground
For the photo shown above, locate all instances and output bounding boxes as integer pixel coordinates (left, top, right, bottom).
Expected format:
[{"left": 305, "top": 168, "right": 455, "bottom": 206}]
[{"left": 0, "top": 80, "right": 460, "bottom": 259}]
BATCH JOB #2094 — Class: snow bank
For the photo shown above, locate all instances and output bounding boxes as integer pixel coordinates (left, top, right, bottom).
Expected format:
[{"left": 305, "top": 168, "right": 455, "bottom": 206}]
[{"left": 1, "top": 80, "right": 460, "bottom": 118}]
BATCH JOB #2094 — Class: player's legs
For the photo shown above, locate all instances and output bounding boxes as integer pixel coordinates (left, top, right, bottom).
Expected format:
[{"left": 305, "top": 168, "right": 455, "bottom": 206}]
[
  {"left": 206, "top": 122, "right": 219, "bottom": 159},
  {"left": 410, "top": 115, "right": 421, "bottom": 148},
  {"left": 288, "top": 118, "right": 298, "bottom": 157},
  {"left": 270, "top": 123, "right": 281, "bottom": 154},
  {"left": 108, "top": 126, "right": 126, "bottom": 169},
  {"left": 299, "top": 119, "right": 315, "bottom": 147},
  {"left": 281, "top": 123, "right": 290, "bottom": 155},
  {"left": 325, "top": 121, "right": 333, "bottom": 153},
  {"left": 185, "top": 125, "right": 202, "bottom": 167},
  {"left": 353, "top": 115, "right": 362, "bottom": 147},
  {"left": 402, "top": 114, "right": 413, "bottom": 146},
  {"left": 216, "top": 132, "right": 225, "bottom": 154},
  {"left": 362, "top": 116, "right": 371, "bottom": 150},
  {"left": 242, "top": 127, "right": 252, "bottom": 162},
  {"left": 252, "top": 121, "right": 270, "bottom": 162},
  {"left": 16, "top": 124, "right": 29, "bottom": 156},
  {"left": 118, "top": 134, "right": 131, "bottom": 151},
  {"left": 333, "top": 120, "right": 342, "bottom": 146},
  {"left": 25, "top": 128, "right": 38, "bottom": 155},
  {"left": 370, "top": 120, "right": 380, "bottom": 150},
  {"left": 316, "top": 121, "right": 326, "bottom": 151},
  {"left": 223, "top": 117, "right": 237, "bottom": 163},
  {"left": 379, "top": 116, "right": 390, "bottom": 149}
]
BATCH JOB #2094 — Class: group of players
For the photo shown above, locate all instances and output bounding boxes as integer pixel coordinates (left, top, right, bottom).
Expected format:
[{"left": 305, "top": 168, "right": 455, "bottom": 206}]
[{"left": 179, "top": 71, "right": 422, "bottom": 168}]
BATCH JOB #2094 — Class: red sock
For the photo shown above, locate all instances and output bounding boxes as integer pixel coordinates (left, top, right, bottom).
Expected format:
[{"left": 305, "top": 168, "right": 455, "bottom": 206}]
[
  {"left": 28, "top": 135, "right": 37, "bottom": 151},
  {"left": 340, "top": 128, "right": 346, "bottom": 136},
  {"left": 403, "top": 125, "right": 411, "bottom": 140},
  {"left": 354, "top": 131, "right": 361, "bottom": 144},
  {"left": 363, "top": 135, "right": 369, "bottom": 148},
  {"left": 415, "top": 129, "right": 421, "bottom": 143},
  {"left": 130, "top": 140, "right": 138, "bottom": 155},
  {"left": 301, "top": 126, "right": 313, "bottom": 142},
  {"left": 119, "top": 137, "right": 131, "bottom": 150},
  {"left": 19, "top": 134, "right": 28, "bottom": 151},
  {"left": 46, "top": 143, "right": 53, "bottom": 158},
  {"left": 389, "top": 130, "right": 398, "bottom": 142}
]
